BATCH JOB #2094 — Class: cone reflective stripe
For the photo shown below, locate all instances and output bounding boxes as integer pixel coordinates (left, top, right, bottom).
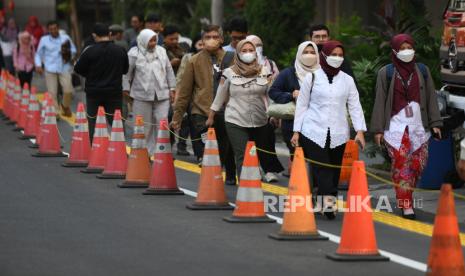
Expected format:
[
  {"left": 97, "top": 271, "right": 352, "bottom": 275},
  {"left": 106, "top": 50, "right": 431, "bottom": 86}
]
[
  {"left": 81, "top": 106, "right": 109, "bottom": 173},
  {"left": 269, "top": 148, "right": 328, "bottom": 240},
  {"left": 8, "top": 80, "right": 21, "bottom": 124},
  {"left": 21, "top": 87, "right": 40, "bottom": 139},
  {"left": 187, "top": 128, "right": 233, "bottom": 210},
  {"left": 62, "top": 102, "right": 91, "bottom": 167},
  {"left": 0, "top": 71, "right": 5, "bottom": 113},
  {"left": 327, "top": 161, "right": 389, "bottom": 261},
  {"left": 4, "top": 76, "right": 14, "bottom": 120},
  {"left": 427, "top": 184, "right": 465, "bottom": 275},
  {"left": 120, "top": 115, "right": 151, "bottom": 188},
  {"left": 143, "top": 118, "right": 184, "bottom": 195},
  {"left": 31, "top": 100, "right": 66, "bottom": 157},
  {"left": 224, "top": 141, "right": 275, "bottom": 223},
  {"left": 29, "top": 93, "right": 49, "bottom": 149},
  {"left": 98, "top": 110, "right": 128, "bottom": 179},
  {"left": 15, "top": 83, "right": 30, "bottom": 131}
]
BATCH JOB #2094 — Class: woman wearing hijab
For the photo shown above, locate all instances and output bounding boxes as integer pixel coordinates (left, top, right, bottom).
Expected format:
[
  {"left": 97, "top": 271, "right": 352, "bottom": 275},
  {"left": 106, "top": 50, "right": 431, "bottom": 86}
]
[
  {"left": 25, "top": 16, "right": 44, "bottom": 49},
  {"left": 1, "top": 18, "right": 18, "bottom": 73},
  {"left": 123, "top": 29, "right": 176, "bottom": 156},
  {"left": 206, "top": 39, "right": 281, "bottom": 177},
  {"left": 13, "top": 31, "right": 35, "bottom": 87},
  {"left": 370, "top": 34, "right": 442, "bottom": 220},
  {"left": 269, "top": 41, "right": 320, "bottom": 175},
  {"left": 291, "top": 40, "right": 367, "bottom": 219}
]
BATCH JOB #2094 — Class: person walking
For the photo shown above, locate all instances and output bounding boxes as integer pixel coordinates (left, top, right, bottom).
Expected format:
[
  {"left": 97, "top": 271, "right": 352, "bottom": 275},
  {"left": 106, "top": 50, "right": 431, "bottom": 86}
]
[
  {"left": 74, "top": 23, "right": 129, "bottom": 140},
  {"left": 172, "top": 25, "right": 237, "bottom": 185},
  {"left": 269, "top": 41, "right": 320, "bottom": 174},
  {"left": 13, "top": 31, "right": 35, "bottom": 87},
  {"left": 25, "top": 16, "right": 44, "bottom": 49},
  {"left": 1, "top": 17, "right": 18, "bottom": 74},
  {"left": 206, "top": 39, "right": 283, "bottom": 181},
  {"left": 35, "top": 20, "right": 76, "bottom": 117},
  {"left": 370, "top": 34, "right": 442, "bottom": 220},
  {"left": 291, "top": 40, "right": 366, "bottom": 220},
  {"left": 123, "top": 29, "right": 176, "bottom": 156}
]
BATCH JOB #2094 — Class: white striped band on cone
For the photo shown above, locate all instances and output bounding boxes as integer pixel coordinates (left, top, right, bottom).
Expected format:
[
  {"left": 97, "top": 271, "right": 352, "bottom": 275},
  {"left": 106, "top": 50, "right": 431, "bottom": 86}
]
[
  {"left": 131, "top": 137, "right": 146, "bottom": 149},
  {"left": 236, "top": 187, "right": 264, "bottom": 202},
  {"left": 74, "top": 120, "right": 89, "bottom": 132},
  {"left": 28, "top": 95, "right": 39, "bottom": 111},
  {"left": 202, "top": 139, "right": 221, "bottom": 167},
  {"left": 110, "top": 127, "right": 125, "bottom": 142},
  {"left": 155, "top": 142, "right": 172, "bottom": 153},
  {"left": 43, "top": 106, "right": 57, "bottom": 125},
  {"left": 76, "top": 111, "right": 86, "bottom": 120},
  {"left": 94, "top": 125, "right": 109, "bottom": 137},
  {"left": 133, "top": 125, "right": 144, "bottom": 135},
  {"left": 157, "top": 129, "right": 170, "bottom": 139},
  {"left": 96, "top": 114, "right": 107, "bottom": 124},
  {"left": 240, "top": 166, "right": 262, "bottom": 181}
]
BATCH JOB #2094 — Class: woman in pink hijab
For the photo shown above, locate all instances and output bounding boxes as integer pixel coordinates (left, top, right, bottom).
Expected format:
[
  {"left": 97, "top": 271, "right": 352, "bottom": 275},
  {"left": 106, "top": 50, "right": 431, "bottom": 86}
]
[{"left": 13, "top": 31, "right": 35, "bottom": 86}]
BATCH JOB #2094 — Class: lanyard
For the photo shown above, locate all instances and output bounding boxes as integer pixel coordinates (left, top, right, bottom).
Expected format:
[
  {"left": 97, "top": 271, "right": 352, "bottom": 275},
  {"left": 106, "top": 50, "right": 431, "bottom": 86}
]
[{"left": 395, "top": 72, "right": 413, "bottom": 102}]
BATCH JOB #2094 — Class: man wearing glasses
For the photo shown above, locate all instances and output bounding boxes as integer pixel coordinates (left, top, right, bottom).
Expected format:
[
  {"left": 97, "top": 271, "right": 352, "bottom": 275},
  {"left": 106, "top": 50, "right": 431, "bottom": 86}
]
[{"left": 223, "top": 16, "right": 248, "bottom": 52}]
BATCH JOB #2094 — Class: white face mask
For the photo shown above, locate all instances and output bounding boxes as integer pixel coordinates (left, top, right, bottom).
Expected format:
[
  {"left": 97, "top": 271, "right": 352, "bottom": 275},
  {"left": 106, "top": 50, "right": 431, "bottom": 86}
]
[
  {"left": 395, "top": 49, "right": 415, "bottom": 63},
  {"left": 256, "top": 46, "right": 264, "bottom": 64},
  {"left": 240, "top": 52, "right": 256, "bottom": 64},
  {"left": 326, "top": 55, "right": 344, "bottom": 68},
  {"left": 301, "top": 54, "right": 317, "bottom": 67}
]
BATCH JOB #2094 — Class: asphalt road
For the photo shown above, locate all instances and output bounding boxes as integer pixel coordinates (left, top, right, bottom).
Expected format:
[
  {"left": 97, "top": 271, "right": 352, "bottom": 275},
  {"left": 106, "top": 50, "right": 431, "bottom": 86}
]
[{"left": 0, "top": 113, "right": 458, "bottom": 276}]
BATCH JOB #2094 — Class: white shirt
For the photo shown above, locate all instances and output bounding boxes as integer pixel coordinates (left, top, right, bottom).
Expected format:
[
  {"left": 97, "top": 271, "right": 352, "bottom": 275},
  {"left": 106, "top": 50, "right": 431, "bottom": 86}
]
[
  {"left": 293, "top": 68, "right": 367, "bottom": 148},
  {"left": 384, "top": 102, "right": 430, "bottom": 151}
]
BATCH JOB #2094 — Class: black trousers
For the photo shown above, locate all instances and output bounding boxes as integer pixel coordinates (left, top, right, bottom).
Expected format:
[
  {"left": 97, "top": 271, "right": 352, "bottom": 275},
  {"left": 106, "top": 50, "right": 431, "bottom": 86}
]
[
  {"left": 17, "top": 70, "right": 33, "bottom": 88},
  {"left": 191, "top": 113, "right": 236, "bottom": 180},
  {"left": 300, "top": 131, "right": 346, "bottom": 196},
  {"left": 86, "top": 93, "right": 122, "bottom": 141}
]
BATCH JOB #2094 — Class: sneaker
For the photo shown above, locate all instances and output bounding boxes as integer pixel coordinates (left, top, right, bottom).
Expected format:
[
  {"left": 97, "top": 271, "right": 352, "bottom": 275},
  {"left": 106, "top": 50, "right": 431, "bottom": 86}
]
[{"left": 263, "top": 172, "right": 279, "bottom": 183}]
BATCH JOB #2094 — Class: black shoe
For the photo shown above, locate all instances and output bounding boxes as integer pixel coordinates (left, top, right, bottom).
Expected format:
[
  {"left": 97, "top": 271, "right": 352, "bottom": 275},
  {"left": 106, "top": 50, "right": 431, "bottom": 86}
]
[
  {"left": 225, "top": 178, "right": 236, "bottom": 186},
  {"left": 197, "top": 157, "right": 202, "bottom": 167},
  {"left": 401, "top": 209, "right": 416, "bottom": 220},
  {"left": 177, "top": 149, "right": 190, "bottom": 156}
]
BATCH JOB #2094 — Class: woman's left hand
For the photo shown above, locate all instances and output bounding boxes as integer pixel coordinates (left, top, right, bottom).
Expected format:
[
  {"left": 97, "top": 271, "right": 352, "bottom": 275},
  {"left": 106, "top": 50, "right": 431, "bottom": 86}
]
[
  {"left": 432, "top": 127, "right": 442, "bottom": 140},
  {"left": 354, "top": 131, "right": 366, "bottom": 151}
]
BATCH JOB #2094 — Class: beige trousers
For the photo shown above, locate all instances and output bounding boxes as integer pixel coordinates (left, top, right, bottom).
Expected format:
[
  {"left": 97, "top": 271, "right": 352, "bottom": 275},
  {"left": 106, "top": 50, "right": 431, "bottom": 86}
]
[{"left": 44, "top": 71, "right": 74, "bottom": 111}]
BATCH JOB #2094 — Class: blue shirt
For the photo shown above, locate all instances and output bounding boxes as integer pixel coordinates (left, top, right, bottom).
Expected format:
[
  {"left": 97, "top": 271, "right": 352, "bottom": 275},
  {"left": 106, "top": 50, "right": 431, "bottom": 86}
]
[
  {"left": 223, "top": 44, "right": 235, "bottom": 52},
  {"left": 34, "top": 34, "right": 77, "bottom": 74}
]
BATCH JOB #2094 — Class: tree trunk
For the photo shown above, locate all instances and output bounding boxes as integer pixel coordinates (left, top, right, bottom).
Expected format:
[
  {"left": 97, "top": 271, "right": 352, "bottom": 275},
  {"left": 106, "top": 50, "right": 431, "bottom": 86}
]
[
  {"left": 211, "top": 0, "right": 224, "bottom": 26},
  {"left": 69, "top": 0, "right": 82, "bottom": 53}
]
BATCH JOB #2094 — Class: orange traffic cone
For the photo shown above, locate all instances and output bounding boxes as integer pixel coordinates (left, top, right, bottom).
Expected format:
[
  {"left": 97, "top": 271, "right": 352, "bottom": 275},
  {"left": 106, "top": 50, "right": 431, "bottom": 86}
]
[
  {"left": 14, "top": 83, "right": 30, "bottom": 131},
  {"left": 29, "top": 93, "right": 50, "bottom": 149},
  {"left": 426, "top": 184, "right": 465, "bottom": 275},
  {"left": 81, "top": 106, "right": 109, "bottom": 173},
  {"left": 0, "top": 70, "right": 5, "bottom": 116},
  {"left": 62, "top": 102, "right": 91, "bottom": 167},
  {"left": 6, "top": 78, "right": 20, "bottom": 125},
  {"left": 338, "top": 140, "right": 359, "bottom": 190},
  {"left": 2, "top": 74, "right": 13, "bottom": 121},
  {"left": 186, "top": 128, "right": 233, "bottom": 210},
  {"left": 31, "top": 98, "right": 66, "bottom": 157},
  {"left": 119, "top": 115, "right": 151, "bottom": 188},
  {"left": 97, "top": 109, "right": 127, "bottom": 179},
  {"left": 269, "top": 147, "right": 328, "bottom": 240},
  {"left": 20, "top": 87, "right": 40, "bottom": 139},
  {"left": 326, "top": 161, "right": 388, "bottom": 261},
  {"left": 224, "top": 141, "right": 275, "bottom": 223},
  {"left": 143, "top": 118, "right": 184, "bottom": 195}
]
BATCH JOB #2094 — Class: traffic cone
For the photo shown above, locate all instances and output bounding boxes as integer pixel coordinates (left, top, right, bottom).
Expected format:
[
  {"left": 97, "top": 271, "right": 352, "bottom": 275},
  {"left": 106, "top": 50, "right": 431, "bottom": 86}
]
[
  {"left": 6, "top": 78, "right": 21, "bottom": 125},
  {"left": 118, "top": 115, "right": 151, "bottom": 188},
  {"left": 269, "top": 147, "right": 328, "bottom": 240},
  {"left": 224, "top": 141, "right": 275, "bottom": 223},
  {"left": 81, "top": 106, "right": 109, "bottom": 173},
  {"left": 2, "top": 74, "right": 13, "bottom": 121},
  {"left": 31, "top": 98, "right": 66, "bottom": 157},
  {"left": 143, "top": 118, "right": 184, "bottom": 195},
  {"left": 0, "top": 70, "right": 5, "bottom": 116},
  {"left": 20, "top": 87, "right": 40, "bottom": 139},
  {"left": 186, "top": 128, "right": 233, "bottom": 210},
  {"left": 97, "top": 109, "right": 127, "bottom": 179},
  {"left": 338, "top": 140, "right": 359, "bottom": 190},
  {"left": 426, "top": 184, "right": 465, "bottom": 275},
  {"left": 29, "top": 93, "right": 50, "bottom": 149},
  {"left": 326, "top": 161, "right": 389, "bottom": 261},
  {"left": 62, "top": 102, "right": 91, "bottom": 167},
  {"left": 14, "top": 83, "right": 30, "bottom": 131}
]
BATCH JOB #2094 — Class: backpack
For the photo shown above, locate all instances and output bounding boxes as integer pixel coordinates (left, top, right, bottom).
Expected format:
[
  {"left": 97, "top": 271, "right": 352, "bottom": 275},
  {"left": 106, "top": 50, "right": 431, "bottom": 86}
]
[{"left": 386, "top": 63, "right": 428, "bottom": 90}]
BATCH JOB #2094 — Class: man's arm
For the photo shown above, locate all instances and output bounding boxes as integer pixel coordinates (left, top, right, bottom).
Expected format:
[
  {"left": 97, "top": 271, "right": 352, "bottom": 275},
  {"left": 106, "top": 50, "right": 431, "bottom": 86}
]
[{"left": 171, "top": 59, "right": 194, "bottom": 129}]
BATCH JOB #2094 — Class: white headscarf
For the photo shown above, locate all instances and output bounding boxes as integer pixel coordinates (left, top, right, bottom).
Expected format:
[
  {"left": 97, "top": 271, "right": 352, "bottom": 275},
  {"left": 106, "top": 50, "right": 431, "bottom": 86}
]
[
  {"left": 137, "top": 29, "right": 158, "bottom": 61},
  {"left": 294, "top": 41, "right": 320, "bottom": 85},
  {"left": 246, "top": 35, "right": 265, "bottom": 65}
]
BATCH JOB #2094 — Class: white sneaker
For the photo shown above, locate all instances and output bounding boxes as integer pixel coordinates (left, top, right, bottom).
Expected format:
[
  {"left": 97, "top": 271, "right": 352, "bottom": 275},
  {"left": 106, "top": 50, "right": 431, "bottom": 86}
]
[{"left": 264, "top": 172, "right": 279, "bottom": 183}]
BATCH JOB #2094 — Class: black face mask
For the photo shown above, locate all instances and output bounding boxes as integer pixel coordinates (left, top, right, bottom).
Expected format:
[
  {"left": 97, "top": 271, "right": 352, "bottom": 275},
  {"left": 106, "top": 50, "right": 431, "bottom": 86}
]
[{"left": 317, "top": 43, "right": 323, "bottom": 52}]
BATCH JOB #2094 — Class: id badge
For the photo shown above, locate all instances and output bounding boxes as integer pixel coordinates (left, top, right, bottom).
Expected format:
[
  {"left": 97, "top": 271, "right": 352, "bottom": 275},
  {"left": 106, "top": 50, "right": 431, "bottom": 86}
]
[{"left": 405, "top": 105, "right": 413, "bottom": 118}]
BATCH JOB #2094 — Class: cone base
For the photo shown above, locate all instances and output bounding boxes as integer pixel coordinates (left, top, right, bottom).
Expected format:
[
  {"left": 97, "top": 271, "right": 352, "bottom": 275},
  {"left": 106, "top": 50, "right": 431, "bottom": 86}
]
[
  {"left": 223, "top": 216, "right": 275, "bottom": 223},
  {"left": 61, "top": 161, "right": 88, "bottom": 168},
  {"left": 19, "top": 135, "right": 35, "bottom": 140},
  {"left": 32, "top": 152, "right": 67, "bottom": 157},
  {"left": 28, "top": 143, "right": 39, "bottom": 149},
  {"left": 97, "top": 173, "right": 126, "bottom": 179},
  {"left": 81, "top": 167, "right": 104, "bottom": 174},
  {"left": 118, "top": 181, "right": 149, "bottom": 188},
  {"left": 12, "top": 127, "right": 23, "bottom": 131},
  {"left": 143, "top": 188, "right": 184, "bottom": 195},
  {"left": 268, "top": 232, "right": 329, "bottom": 241},
  {"left": 326, "top": 253, "right": 389, "bottom": 262},
  {"left": 186, "top": 202, "right": 234, "bottom": 210}
]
